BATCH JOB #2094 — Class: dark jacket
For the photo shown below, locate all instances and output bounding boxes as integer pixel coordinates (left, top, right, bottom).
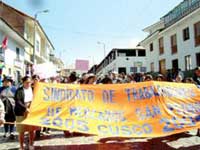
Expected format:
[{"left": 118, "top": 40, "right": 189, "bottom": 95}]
[
  {"left": 0, "top": 86, "right": 16, "bottom": 122},
  {"left": 193, "top": 75, "right": 200, "bottom": 85},
  {"left": 14, "top": 87, "right": 27, "bottom": 116}
]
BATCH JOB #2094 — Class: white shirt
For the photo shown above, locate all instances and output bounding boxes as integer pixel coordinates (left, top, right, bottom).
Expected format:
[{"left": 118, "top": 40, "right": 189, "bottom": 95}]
[
  {"left": 24, "top": 87, "right": 33, "bottom": 103},
  {"left": 0, "top": 100, "right": 5, "bottom": 124}
]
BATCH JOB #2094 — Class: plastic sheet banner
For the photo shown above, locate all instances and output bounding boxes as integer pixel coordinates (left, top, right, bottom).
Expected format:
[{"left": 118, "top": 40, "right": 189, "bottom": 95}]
[
  {"left": 22, "top": 82, "right": 200, "bottom": 137},
  {"left": 33, "top": 63, "right": 57, "bottom": 79}
]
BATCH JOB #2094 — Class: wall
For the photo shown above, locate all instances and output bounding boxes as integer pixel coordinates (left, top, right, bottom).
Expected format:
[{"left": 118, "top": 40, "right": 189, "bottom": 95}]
[
  {"left": 0, "top": 4, "right": 25, "bottom": 35},
  {"left": 0, "top": 30, "right": 25, "bottom": 81},
  {"left": 103, "top": 56, "right": 147, "bottom": 74},
  {"left": 142, "top": 8, "right": 200, "bottom": 73}
]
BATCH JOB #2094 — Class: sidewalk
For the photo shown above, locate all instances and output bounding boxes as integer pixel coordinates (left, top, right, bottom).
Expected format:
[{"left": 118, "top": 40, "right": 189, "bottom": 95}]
[{"left": 0, "top": 127, "right": 200, "bottom": 150}]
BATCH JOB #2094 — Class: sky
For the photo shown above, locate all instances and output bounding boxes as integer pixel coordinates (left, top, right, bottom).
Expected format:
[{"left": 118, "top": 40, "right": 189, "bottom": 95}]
[{"left": 4, "top": 0, "right": 182, "bottom": 68}]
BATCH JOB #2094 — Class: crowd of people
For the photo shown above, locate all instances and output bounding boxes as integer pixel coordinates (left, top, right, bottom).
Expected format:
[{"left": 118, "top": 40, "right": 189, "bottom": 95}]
[
  {"left": 57, "top": 67, "right": 200, "bottom": 85},
  {"left": 0, "top": 67, "right": 199, "bottom": 150}
]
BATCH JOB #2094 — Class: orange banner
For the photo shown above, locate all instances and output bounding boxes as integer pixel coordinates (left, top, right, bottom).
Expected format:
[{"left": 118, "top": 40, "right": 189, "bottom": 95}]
[{"left": 22, "top": 81, "right": 200, "bottom": 137}]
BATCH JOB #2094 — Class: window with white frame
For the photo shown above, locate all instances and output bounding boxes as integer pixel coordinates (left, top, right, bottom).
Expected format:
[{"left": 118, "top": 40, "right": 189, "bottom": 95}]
[
  {"left": 185, "top": 55, "right": 192, "bottom": 71},
  {"left": 36, "top": 40, "right": 40, "bottom": 53}
]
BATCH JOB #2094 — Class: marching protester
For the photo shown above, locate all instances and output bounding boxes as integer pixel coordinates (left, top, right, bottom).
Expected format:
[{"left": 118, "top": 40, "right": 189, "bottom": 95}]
[
  {"left": 0, "top": 76, "right": 16, "bottom": 139},
  {"left": 67, "top": 72, "right": 77, "bottom": 84},
  {"left": 41, "top": 78, "right": 51, "bottom": 136},
  {"left": 184, "top": 77, "right": 196, "bottom": 84},
  {"left": 78, "top": 73, "right": 88, "bottom": 84},
  {"left": 192, "top": 67, "right": 200, "bottom": 136},
  {"left": 155, "top": 74, "right": 165, "bottom": 81},
  {"left": 0, "top": 66, "right": 199, "bottom": 147},
  {"left": 174, "top": 74, "right": 183, "bottom": 83},
  {"left": 14, "top": 76, "right": 35, "bottom": 150},
  {"left": 110, "top": 71, "right": 118, "bottom": 84},
  {"left": 31, "top": 75, "right": 42, "bottom": 138},
  {"left": 144, "top": 74, "right": 153, "bottom": 82},
  {"left": 193, "top": 67, "right": 200, "bottom": 86},
  {"left": 101, "top": 76, "right": 113, "bottom": 84},
  {"left": 0, "top": 98, "right": 5, "bottom": 126},
  {"left": 31, "top": 75, "right": 40, "bottom": 89},
  {"left": 85, "top": 73, "right": 96, "bottom": 84}
]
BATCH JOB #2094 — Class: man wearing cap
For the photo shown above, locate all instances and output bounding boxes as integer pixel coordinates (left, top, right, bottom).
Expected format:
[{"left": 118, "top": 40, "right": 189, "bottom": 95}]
[
  {"left": 193, "top": 67, "right": 200, "bottom": 86},
  {"left": 111, "top": 71, "right": 118, "bottom": 84},
  {"left": 0, "top": 76, "right": 16, "bottom": 139}
]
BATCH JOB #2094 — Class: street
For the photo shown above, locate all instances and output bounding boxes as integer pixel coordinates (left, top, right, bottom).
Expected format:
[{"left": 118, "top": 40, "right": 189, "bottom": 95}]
[{"left": 0, "top": 128, "right": 200, "bottom": 150}]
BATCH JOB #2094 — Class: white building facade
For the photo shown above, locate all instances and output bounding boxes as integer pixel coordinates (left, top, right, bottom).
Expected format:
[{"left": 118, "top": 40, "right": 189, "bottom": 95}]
[
  {"left": 0, "top": 18, "right": 32, "bottom": 83},
  {"left": 0, "top": 1, "right": 55, "bottom": 78},
  {"left": 96, "top": 48, "right": 147, "bottom": 75},
  {"left": 140, "top": 0, "right": 200, "bottom": 75}
]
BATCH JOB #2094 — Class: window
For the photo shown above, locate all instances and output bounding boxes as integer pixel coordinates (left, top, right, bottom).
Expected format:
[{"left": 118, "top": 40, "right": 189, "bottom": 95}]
[
  {"left": 196, "top": 53, "right": 200, "bottom": 67},
  {"left": 8, "top": 68, "right": 11, "bottom": 75},
  {"left": 126, "top": 50, "right": 136, "bottom": 56},
  {"left": 138, "top": 50, "right": 146, "bottom": 56},
  {"left": 16, "top": 47, "right": 20, "bottom": 60},
  {"left": 36, "top": 40, "right": 40, "bottom": 52},
  {"left": 150, "top": 43, "right": 153, "bottom": 51},
  {"left": 159, "top": 59, "right": 166, "bottom": 75},
  {"left": 0, "top": 47, "right": 3, "bottom": 55},
  {"left": 159, "top": 37, "right": 164, "bottom": 55},
  {"left": 16, "top": 71, "right": 21, "bottom": 84},
  {"left": 194, "top": 21, "right": 200, "bottom": 46},
  {"left": 118, "top": 52, "right": 126, "bottom": 57},
  {"left": 172, "top": 59, "right": 179, "bottom": 70},
  {"left": 171, "top": 34, "right": 177, "bottom": 54},
  {"left": 140, "top": 67, "right": 146, "bottom": 73},
  {"left": 117, "top": 50, "right": 136, "bottom": 57},
  {"left": 130, "top": 67, "right": 137, "bottom": 73},
  {"left": 0, "top": 47, "right": 4, "bottom": 62},
  {"left": 150, "top": 62, "right": 154, "bottom": 72},
  {"left": 185, "top": 55, "right": 192, "bottom": 71},
  {"left": 118, "top": 67, "right": 126, "bottom": 74},
  {"left": 183, "top": 27, "right": 190, "bottom": 41}
]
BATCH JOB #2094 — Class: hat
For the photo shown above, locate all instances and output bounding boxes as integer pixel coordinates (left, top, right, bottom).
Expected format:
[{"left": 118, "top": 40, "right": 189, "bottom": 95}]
[
  {"left": 3, "top": 76, "right": 13, "bottom": 82},
  {"left": 157, "top": 74, "right": 164, "bottom": 79},
  {"left": 195, "top": 66, "right": 200, "bottom": 70},
  {"left": 144, "top": 75, "right": 153, "bottom": 81},
  {"left": 88, "top": 73, "right": 95, "bottom": 77},
  {"left": 112, "top": 71, "right": 118, "bottom": 74}
]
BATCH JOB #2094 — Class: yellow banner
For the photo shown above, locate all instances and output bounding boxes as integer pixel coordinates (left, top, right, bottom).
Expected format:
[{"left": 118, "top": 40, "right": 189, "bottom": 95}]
[{"left": 22, "top": 82, "right": 200, "bottom": 137}]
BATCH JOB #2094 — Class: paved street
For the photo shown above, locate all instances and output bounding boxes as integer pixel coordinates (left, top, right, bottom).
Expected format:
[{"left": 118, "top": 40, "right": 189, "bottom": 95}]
[{"left": 0, "top": 127, "right": 200, "bottom": 150}]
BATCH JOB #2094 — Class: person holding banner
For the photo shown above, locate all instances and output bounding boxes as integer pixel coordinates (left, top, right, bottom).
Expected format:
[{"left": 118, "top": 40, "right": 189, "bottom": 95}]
[
  {"left": 193, "top": 67, "right": 200, "bottom": 85},
  {"left": 32, "top": 75, "right": 42, "bottom": 138},
  {"left": 193, "top": 67, "right": 200, "bottom": 136},
  {"left": 14, "top": 76, "right": 35, "bottom": 150},
  {"left": 85, "top": 73, "right": 96, "bottom": 84},
  {"left": 155, "top": 74, "right": 165, "bottom": 81},
  {"left": 144, "top": 74, "right": 153, "bottom": 82}
]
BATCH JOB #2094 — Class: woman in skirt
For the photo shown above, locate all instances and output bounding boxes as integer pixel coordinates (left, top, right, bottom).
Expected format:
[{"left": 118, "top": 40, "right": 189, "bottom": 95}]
[{"left": 14, "top": 76, "right": 35, "bottom": 150}]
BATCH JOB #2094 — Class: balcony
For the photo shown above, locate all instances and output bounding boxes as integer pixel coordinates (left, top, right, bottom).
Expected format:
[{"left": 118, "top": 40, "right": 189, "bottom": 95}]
[
  {"left": 163, "top": 0, "right": 200, "bottom": 27},
  {"left": 14, "top": 59, "right": 23, "bottom": 69}
]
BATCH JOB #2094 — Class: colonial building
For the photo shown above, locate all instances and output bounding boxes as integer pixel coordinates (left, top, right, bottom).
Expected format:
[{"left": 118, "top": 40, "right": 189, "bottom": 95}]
[
  {"left": 139, "top": 0, "right": 200, "bottom": 75},
  {"left": 50, "top": 56, "right": 65, "bottom": 76},
  {"left": 0, "top": 18, "right": 32, "bottom": 83},
  {"left": 95, "top": 47, "right": 147, "bottom": 75},
  {"left": 0, "top": 1, "right": 55, "bottom": 77}
]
